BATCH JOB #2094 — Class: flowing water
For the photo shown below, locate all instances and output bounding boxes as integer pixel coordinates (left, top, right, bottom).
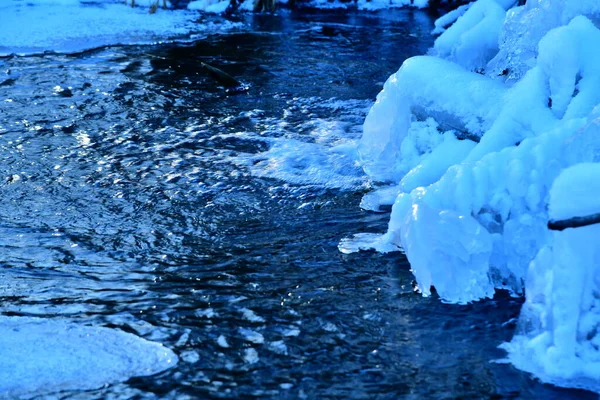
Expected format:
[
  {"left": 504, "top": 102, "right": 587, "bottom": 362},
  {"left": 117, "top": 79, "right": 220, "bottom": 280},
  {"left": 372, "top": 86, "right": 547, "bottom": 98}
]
[{"left": 0, "top": 9, "right": 595, "bottom": 399}]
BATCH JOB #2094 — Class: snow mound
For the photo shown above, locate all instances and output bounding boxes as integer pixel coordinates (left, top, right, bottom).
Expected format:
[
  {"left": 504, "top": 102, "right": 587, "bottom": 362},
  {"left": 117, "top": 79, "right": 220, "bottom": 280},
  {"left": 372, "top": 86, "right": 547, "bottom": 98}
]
[
  {"left": 549, "top": 163, "right": 600, "bottom": 221},
  {"left": 0, "top": 316, "right": 178, "bottom": 398}
]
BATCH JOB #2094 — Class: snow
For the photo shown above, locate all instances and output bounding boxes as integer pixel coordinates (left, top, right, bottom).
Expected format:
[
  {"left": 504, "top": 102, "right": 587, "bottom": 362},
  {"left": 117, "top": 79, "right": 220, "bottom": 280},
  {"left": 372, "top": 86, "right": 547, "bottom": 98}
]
[
  {"left": 348, "top": 0, "right": 600, "bottom": 392},
  {"left": 0, "top": 0, "right": 241, "bottom": 56},
  {"left": 431, "top": 0, "right": 507, "bottom": 71},
  {"left": 432, "top": 3, "right": 472, "bottom": 35},
  {"left": 502, "top": 164, "right": 600, "bottom": 393},
  {"left": 549, "top": 163, "right": 600, "bottom": 221},
  {"left": 359, "top": 56, "right": 505, "bottom": 183},
  {"left": 188, "top": 0, "right": 231, "bottom": 13},
  {"left": 0, "top": 316, "right": 178, "bottom": 398}
]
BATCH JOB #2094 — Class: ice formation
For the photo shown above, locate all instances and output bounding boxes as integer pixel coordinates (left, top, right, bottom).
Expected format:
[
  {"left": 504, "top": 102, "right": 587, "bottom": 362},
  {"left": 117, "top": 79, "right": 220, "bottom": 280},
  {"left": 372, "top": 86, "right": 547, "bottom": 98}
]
[
  {"left": 431, "top": 0, "right": 512, "bottom": 71},
  {"left": 503, "top": 163, "right": 600, "bottom": 393},
  {"left": 0, "top": 316, "right": 178, "bottom": 398},
  {"left": 349, "top": 0, "right": 600, "bottom": 392}
]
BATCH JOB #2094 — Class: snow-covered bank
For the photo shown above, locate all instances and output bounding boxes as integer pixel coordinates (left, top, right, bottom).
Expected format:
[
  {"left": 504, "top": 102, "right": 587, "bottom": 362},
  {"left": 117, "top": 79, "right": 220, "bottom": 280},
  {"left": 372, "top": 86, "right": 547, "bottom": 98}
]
[
  {"left": 0, "top": 316, "right": 178, "bottom": 398},
  {"left": 186, "top": 0, "right": 463, "bottom": 13},
  {"left": 347, "top": 0, "right": 600, "bottom": 392},
  {"left": 0, "top": 0, "right": 240, "bottom": 56}
]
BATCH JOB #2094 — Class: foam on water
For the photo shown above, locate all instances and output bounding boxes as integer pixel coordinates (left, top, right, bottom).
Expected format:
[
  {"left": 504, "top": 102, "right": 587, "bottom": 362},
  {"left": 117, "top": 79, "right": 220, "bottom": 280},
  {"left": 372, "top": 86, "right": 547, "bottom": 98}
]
[{"left": 213, "top": 98, "right": 373, "bottom": 190}]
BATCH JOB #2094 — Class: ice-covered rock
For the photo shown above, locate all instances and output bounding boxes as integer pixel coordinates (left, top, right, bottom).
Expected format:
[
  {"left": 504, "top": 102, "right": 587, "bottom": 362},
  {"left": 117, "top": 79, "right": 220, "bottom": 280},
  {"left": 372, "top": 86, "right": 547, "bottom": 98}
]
[
  {"left": 488, "top": 0, "right": 600, "bottom": 83},
  {"left": 468, "top": 15, "right": 600, "bottom": 162},
  {"left": 351, "top": 1, "right": 600, "bottom": 391},
  {"left": 502, "top": 163, "right": 600, "bottom": 393},
  {"left": 385, "top": 115, "right": 600, "bottom": 302},
  {"left": 431, "top": 0, "right": 512, "bottom": 71},
  {"left": 355, "top": 15, "right": 600, "bottom": 304},
  {"left": 358, "top": 56, "right": 505, "bottom": 183}
]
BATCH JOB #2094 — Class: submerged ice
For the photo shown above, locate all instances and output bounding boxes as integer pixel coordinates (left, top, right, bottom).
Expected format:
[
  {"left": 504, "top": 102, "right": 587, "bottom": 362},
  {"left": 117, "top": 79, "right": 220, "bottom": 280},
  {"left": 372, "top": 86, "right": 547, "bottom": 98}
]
[{"left": 349, "top": 0, "right": 600, "bottom": 392}]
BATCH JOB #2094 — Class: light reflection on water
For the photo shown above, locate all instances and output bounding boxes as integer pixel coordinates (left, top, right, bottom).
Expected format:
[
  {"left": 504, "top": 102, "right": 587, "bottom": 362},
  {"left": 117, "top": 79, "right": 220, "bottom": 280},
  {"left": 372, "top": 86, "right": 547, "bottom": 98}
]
[{"left": 0, "top": 9, "right": 595, "bottom": 400}]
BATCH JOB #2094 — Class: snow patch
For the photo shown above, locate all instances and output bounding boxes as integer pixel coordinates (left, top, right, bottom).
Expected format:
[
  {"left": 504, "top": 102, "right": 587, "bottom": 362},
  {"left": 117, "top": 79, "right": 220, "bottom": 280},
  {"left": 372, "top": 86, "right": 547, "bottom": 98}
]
[
  {"left": 0, "top": 0, "right": 241, "bottom": 56},
  {"left": 0, "top": 316, "right": 177, "bottom": 398}
]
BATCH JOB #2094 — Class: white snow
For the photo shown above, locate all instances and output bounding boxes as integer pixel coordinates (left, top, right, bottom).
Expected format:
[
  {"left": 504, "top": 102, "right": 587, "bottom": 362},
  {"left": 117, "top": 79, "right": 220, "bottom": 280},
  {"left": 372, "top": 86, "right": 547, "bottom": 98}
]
[
  {"left": 349, "top": 0, "right": 600, "bottom": 392},
  {"left": 432, "top": 3, "right": 472, "bottom": 35},
  {"left": 359, "top": 56, "right": 505, "bottom": 183},
  {"left": 188, "top": 0, "right": 231, "bottom": 13},
  {"left": 0, "top": 316, "right": 178, "bottom": 398},
  {"left": 502, "top": 163, "right": 600, "bottom": 393},
  {"left": 549, "top": 163, "right": 600, "bottom": 221},
  {"left": 431, "top": 0, "right": 507, "bottom": 71},
  {"left": 0, "top": 0, "right": 241, "bottom": 56}
]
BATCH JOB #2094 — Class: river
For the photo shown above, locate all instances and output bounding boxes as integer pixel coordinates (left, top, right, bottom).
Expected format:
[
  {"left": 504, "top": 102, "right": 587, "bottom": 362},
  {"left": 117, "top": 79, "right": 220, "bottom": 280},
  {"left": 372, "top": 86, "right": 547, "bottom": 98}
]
[{"left": 0, "top": 9, "right": 594, "bottom": 399}]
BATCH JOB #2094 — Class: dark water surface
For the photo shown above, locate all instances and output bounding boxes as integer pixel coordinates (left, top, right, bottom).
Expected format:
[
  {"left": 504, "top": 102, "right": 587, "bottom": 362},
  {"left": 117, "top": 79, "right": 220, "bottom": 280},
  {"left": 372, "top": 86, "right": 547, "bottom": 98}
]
[{"left": 0, "top": 9, "right": 595, "bottom": 399}]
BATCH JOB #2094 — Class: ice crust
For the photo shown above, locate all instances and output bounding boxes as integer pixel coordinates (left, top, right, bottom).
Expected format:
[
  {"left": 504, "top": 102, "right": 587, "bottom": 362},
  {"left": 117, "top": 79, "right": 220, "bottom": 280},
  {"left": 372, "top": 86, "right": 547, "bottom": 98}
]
[
  {"left": 351, "top": 0, "right": 600, "bottom": 391},
  {"left": 0, "top": 0, "right": 240, "bottom": 56},
  {"left": 0, "top": 316, "right": 178, "bottom": 398}
]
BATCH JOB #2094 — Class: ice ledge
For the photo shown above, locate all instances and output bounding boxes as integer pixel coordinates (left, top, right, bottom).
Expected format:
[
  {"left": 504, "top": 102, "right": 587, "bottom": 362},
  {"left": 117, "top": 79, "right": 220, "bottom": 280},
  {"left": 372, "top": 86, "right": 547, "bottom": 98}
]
[{"left": 0, "top": 316, "right": 178, "bottom": 398}]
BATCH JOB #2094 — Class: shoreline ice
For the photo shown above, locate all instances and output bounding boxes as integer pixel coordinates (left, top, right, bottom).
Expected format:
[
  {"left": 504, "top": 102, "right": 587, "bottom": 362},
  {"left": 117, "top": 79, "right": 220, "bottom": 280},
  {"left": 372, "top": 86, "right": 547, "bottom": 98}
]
[
  {"left": 349, "top": 0, "right": 600, "bottom": 392},
  {"left": 0, "top": 316, "right": 178, "bottom": 398},
  {"left": 0, "top": 0, "right": 242, "bottom": 57}
]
